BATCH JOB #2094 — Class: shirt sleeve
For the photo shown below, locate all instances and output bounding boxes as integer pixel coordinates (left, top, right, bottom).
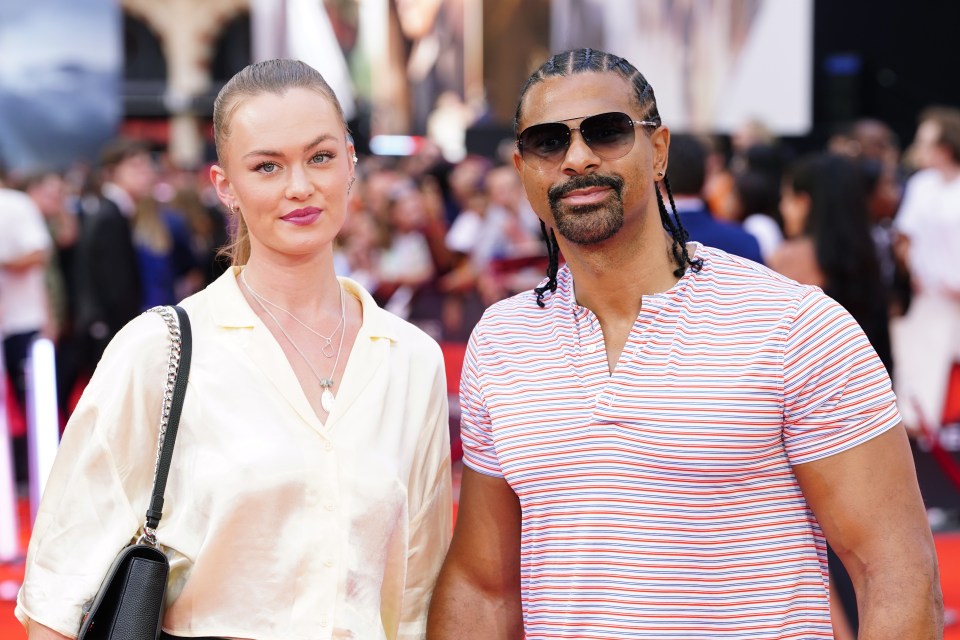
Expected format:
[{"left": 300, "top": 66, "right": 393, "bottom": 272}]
[
  {"left": 782, "top": 289, "right": 900, "bottom": 465},
  {"left": 396, "top": 341, "right": 452, "bottom": 639},
  {"left": 459, "top": 327, "right": 504, "bottom": 477},
  {"left": 0, "top": 194, "right": 51, "bottom": 262},
  {"left": 15, "top": 312, "right": 170, "bottom": 636}
]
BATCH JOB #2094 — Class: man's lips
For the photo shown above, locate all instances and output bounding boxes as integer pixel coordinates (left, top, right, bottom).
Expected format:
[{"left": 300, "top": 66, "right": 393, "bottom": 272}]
[
  {"left": 560, "top": 186, "right": 613, "bottom": 206},
  {"left": 281, "top": 207, "right": 322, "bottom": 224},
  {"left": 548, "top": 174, "right": 624, "bottom": 209}
]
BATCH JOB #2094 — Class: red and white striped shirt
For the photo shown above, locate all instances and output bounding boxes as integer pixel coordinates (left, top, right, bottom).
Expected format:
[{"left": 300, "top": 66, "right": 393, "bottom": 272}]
[{"left": 460, "top": 245, "right": 898, "bottom": 639}]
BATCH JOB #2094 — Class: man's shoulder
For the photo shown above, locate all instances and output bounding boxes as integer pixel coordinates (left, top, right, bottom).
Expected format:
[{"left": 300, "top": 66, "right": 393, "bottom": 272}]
[
  {"left": 473, "top": 283, "right": 560, "bottom": 341},
  {"left": 695, "top": 245, "right": 815, "bottom": 302}
]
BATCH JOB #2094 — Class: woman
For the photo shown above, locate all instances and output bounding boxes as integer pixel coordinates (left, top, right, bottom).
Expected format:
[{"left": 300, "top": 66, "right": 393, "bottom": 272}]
[
  {"left": 770, "top": 153, "right": 894, "bottom": 639},
  {"left": 771, "top": 152, "right": 892, "bottom": 372},
  {"left": 18, "top": 59, "right": 452, "bottom": 640}
]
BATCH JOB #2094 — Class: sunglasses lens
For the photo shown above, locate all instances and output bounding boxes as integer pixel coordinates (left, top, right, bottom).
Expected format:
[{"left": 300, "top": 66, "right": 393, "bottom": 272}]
[
  {"left": 580, "top": 112, "right": 636, "bottom": 159},
  {"left": 519, "top": 123, "right": 570, "bottom": 163}
]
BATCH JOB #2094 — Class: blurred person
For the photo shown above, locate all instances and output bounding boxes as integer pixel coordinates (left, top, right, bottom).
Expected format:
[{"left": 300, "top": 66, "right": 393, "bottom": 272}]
[
  {"left": 440, "top": 155, "right": 493, "bottom": 338},
  {"left": 772, "top": 153, "right": 892, "bottom": 372},
  {"left": 19, "top": 58, "right": 451, "bottom": 640},
  {"left": 58, "top": 139, "right": 150, "bottom": 408},
  {"left": 0, "top": 183, "right": 52, "bottom": 487},
  {"left": 857, "top": 157, "right": 910, "bottom": 317},
  {"left": 701, "top": 134, "right": 735, "bottom": 220},
  {"left": 891, "top": 106, "right": 960, "bottom": 434},
  {"left": 131, "top": 193, "right": 198, "bottom": 309},
  {"left": 168, "top": 168, "right": 230, "bottom": 290},
  {"left": 729, "top": 116, "right": 776, "bottom": 173},
  {"left": 664, "top": 133, "right": 764, "bottom": 263},
  {"left": 830, "top": 118, "right": 900, "bottom": 168},
  {"left": 428, "top": 48, "right": 941, "bottom": 640},
  {"left": 375, "top": 180, "right": 438, "bottom": 320},
  {"left": 16, "top": 169, "right": 77, "bottom": 340},
  {"left": 722, "top": 169, "right": 784, "bottom": 262}
]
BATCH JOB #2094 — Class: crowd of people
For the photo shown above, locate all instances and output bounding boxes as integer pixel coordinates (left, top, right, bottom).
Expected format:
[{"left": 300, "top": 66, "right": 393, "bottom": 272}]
[{"left": 0, "top": 92, "right": 957, "bottom": 478}]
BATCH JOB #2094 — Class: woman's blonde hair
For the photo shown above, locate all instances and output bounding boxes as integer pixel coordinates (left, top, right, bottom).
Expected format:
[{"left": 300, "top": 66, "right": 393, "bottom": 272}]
[{"left": 213, "top": 59, "right": 349, "bottom": 265}]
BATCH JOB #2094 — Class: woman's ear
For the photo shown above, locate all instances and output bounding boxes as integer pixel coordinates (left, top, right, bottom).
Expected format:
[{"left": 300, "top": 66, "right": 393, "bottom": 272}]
[{"left": 210, "top": 164, "right": 234, "bottom": 210}]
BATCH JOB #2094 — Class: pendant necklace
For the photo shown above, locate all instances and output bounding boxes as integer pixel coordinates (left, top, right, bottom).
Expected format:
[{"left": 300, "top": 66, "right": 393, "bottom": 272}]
[
  {"left": 243, "top": 275, "right": 344, "bottom": 358},
  {"left": 240, "top": 271, "right": 346, "bottom": 413}
]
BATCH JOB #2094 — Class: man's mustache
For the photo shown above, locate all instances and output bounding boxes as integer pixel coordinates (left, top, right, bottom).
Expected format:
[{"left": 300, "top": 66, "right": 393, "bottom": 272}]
[{"left": 548, "top": 174, "right": 624, "bottom": 207}]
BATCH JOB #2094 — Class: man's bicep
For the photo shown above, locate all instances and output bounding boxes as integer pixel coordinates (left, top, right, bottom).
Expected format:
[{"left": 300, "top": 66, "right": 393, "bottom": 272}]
[
  {"left": 793, "top": 424, "right": 934, "bottom": 578},
  {"left": 447, "top": 466, "right": 522, "bottom": 593}
]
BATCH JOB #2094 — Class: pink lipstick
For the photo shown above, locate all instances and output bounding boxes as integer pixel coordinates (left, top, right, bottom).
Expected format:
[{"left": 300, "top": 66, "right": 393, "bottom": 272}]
[{"left": 281, "top": 206, "right": 322, "bottom": 225}]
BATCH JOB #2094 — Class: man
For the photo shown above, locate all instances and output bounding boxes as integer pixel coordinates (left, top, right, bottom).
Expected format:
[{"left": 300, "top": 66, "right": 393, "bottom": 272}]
[
  {"left": 428, "top": 49, "right": 941, "bottom": 639},
  {"left": 665, "top": 133, "right": 764, "bottom": 263},
  {"left": 892, "top": 106, "right": 960, "bottom": 433},
  {"left": 59, "top": 139, "right": 150, "bottom": 405}
]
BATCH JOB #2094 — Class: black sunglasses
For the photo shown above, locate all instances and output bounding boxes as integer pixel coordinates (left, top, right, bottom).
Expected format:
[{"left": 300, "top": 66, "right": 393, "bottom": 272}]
[{"left": 517, "top": 111, "right": 659, "bottom": 168}]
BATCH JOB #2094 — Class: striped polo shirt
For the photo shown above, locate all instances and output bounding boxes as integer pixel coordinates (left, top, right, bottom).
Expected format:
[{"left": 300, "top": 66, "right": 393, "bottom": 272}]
[{"left": 460, "top": 244, "right": 899, "bottom": 639}]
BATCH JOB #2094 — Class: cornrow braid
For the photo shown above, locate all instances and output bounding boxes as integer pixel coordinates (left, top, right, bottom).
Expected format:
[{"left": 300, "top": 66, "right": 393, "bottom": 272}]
[
  {"left": 660, "top": 176, "right": 703, "bottom": 277},
  {"left": 518, "top": 48, "right": 702, "bottom": 304},
  {"left": 535, "top": 220, "right": 561, "bottom": 308}
]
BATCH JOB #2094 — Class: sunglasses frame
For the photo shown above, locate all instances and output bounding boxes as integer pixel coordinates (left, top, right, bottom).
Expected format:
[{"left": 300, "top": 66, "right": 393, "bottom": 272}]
[{"left": 517, "top": 111, "right": 660, "bottom": 166}]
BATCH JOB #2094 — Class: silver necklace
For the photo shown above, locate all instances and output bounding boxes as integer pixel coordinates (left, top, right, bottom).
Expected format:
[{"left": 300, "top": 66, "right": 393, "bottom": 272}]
[
  {"left": 240, "top": 271, "right": 346, "bottom": 413},
  {"left": 242, "top": 275, "right": 344, "bottom": 358}
]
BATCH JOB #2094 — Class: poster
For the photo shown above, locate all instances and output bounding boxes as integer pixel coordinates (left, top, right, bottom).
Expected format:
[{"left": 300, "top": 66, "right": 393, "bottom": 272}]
[
  {"left": 0, "top": 0, "right": 121, "bottom": 172},
  {"left": 552, "top": 0, "right": 813, "bottom": 135}
]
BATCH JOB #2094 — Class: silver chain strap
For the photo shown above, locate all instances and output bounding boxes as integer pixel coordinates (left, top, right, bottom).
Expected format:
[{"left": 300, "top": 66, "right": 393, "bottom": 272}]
[{"left": 137, "top": 306, "right": 183, "bottom": 547}]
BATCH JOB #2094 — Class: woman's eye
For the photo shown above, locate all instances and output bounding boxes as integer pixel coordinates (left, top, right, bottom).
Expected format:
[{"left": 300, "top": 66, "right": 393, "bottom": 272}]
[
  {"left": 255, "top": 162, "right": 279, "bottom": 174},
  {"left": 311, "top": 152, "right": 334, "bottom": 164}
]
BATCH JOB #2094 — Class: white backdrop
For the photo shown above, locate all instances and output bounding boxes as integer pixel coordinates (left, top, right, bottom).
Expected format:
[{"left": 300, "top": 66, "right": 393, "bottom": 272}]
[{"left": 552, "top": 0, "right": 813, "bottom": 135}]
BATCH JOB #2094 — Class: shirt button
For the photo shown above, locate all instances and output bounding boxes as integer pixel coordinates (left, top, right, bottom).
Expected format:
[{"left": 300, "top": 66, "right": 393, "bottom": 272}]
[
  {"left": 325, "top": 503, "right": 336, "bottom": 511},
  {"left": 324, "top": 442, "right": 333, "bottom": 452},
  {"left": 324, "top": 558, "right": 334, "bottom": 567},
  {"left": 320, "top": 615, "right": 328, "bottom": 627}
]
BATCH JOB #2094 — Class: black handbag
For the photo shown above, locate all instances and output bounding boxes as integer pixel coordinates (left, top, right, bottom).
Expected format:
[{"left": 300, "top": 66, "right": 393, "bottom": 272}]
[{"left": 77, "top": 305, "right": 192, "bottom": 640}]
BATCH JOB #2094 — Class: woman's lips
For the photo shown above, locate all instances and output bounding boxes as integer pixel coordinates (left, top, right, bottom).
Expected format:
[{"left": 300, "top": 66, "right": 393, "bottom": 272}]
[{"left": 281, "top": 207, "right": 322, "bottom": 225}]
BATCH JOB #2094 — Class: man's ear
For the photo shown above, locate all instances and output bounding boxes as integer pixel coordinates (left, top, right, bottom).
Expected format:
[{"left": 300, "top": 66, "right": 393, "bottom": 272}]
[{"left": 652, "top": 126, "right": 671, "bottom": 178}]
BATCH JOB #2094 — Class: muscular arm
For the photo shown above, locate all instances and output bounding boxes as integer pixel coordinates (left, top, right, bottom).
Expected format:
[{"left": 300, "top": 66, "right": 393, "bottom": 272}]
[
  {"left": 794, "top": 424, "right": 943, "bottom": 638},
  {"left": 427, "top": 467, "right": 523, "bottom": 639}
]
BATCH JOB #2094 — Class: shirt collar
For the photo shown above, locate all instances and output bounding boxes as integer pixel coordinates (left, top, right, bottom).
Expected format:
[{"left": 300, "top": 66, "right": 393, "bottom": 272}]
[
  {"left": 671, "top": 196, "right": 706, "bottom": 213},
  {"left": 208, "top": 267, "right": 398, "bottom": 341}
]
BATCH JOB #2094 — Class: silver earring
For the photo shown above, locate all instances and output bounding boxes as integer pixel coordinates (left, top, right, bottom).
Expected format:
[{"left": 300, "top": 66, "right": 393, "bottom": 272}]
[
  {"left": 352, "top": 154, "right": 358, "bottom": 165},
  {"left": 657, "top": 171, "right": 664, "bottom": 177},
  {"left": 230, "top": 204, "right": 239, "bottom": 214}
]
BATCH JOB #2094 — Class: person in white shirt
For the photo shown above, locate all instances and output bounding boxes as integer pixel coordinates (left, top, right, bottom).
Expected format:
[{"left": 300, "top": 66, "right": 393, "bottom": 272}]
[
  {"left": 0, "top": 186, "right": 52, "bottom": 487},
  {"left": 19, "top": 59, "right": 451, "bottom": 640},
  {"left": 892, "top": 106, "right": 960, "bottom": 432}
]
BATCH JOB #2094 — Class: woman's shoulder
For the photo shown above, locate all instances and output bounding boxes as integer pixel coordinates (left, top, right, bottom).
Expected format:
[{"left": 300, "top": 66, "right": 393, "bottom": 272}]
[{"left": 768, "top": 238, "right": 825, "bottom": 287}]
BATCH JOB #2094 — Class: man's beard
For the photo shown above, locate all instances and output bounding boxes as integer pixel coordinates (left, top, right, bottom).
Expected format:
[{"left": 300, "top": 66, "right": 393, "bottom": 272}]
[{"left": 547, "top": 174, "right": 625, "bottom": 245}]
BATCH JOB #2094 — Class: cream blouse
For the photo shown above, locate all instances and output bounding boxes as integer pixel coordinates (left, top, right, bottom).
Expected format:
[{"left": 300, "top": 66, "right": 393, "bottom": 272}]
[{"left": 16, "top": 268, "right": 452, "bottom": 639}]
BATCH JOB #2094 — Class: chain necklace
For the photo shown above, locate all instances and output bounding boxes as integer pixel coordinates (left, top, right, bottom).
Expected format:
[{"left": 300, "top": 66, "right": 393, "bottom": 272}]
[
  {"left": 242, "top": 274, "right": 344, "bottom": 358},
  {"left": 240, "top": 271, "right": 346, "bottom": 413}
]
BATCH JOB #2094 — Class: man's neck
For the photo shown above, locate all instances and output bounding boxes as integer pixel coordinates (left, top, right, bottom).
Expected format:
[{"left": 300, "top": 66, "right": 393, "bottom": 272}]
[{"left": 562, "top": 230, "right": 681, "bottom": 323}]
